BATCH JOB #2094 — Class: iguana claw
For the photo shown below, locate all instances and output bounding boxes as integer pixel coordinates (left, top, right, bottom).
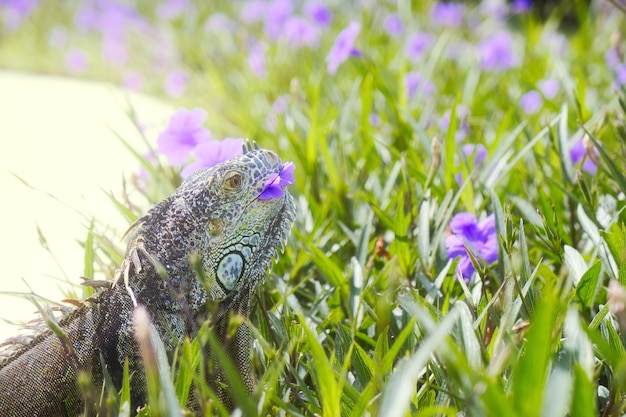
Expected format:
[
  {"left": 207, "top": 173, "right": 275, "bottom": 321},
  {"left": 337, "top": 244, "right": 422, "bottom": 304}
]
[{"left": 113, "top": 236, "right": 155, "bottom": 307}]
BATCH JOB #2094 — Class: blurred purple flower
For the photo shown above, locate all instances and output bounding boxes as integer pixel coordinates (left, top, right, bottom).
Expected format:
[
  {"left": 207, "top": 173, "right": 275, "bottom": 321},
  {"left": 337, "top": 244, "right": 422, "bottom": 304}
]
[
  {"left": 304, "top": 1, "right": 332, "bottom": 27},
  {"left": 478, "top": 31, "right": 518, "bottom": 71},
  {"left": 65, "top": 49, "right": 89, "bottom": 73},
  {"left": 384, "top": 13, "right": 404, "bottom": 37},
  {"left": 511, "top": 0, "right": 532, "bottom": 13},
  {"left": 1, "top": 0, "right": 40, "bottom": 31},
  {"left": 431, "top": 2, "right": 465, "bottom": 28},
  {"left": 519, "top": 90, "right": 543, "bottom": 115},
  {"left": 438, "top": 106, "right": 470, "bottom": 142},
  {"left": 454, "top": 143, "right": 487, "bottom": 184},
  {"left": 157, "top": 108, "right": 211, "bottom": 165},
  {"left": 446, "top": 213, "right": 498, "bottom": 281},
  {"left": 181, "top": 138, "right": 244, "bottom": 178},
  {"left": 326, "top": 21, "right": 361, "bottom": 74},
  {"left": 122, "top": 70, "right": 144, "bottom": 90},
  {"left": 605, "top": 47, "right": 620, "bottom": 70},
  {"left": 264, "top": 0, "right": 293, "bottom": 39},
  {"left": 248, "top": 41, "right": 267, "bottom": 78},
  {"left": 157, "top": 0, "right": 193, "bottom": 20},
  {"left": 164, "top": 69, "right": 188, "bottom": 97},
  {"left": 405, "top": 31, "right": 435, "bottom": 61},
  {"left": 74, "top": 1, "right": 143, "bottom": 41},
  {"left": 259, "top": 161, "right": 295, "bottom": 199},
  {"left": 405, "top": 71, "right": 436, "bottom": 99},
  {"left": 570, "top": 137, "right": 599, "bottom": 175},
  {"left": 101, "top": 37, "right": 128, "bottom": 65},
  {"left": 240, "top": 0, "right": 266, "bottom": 23},
  {"left": 537, "top": 78, "right": 560, "bottom": 99},
  {"left": 616, "top": 64, "right": 626, "bottom": 86},
  {"left": 283, "top": 16, "right": 320, "bottom": 48}
]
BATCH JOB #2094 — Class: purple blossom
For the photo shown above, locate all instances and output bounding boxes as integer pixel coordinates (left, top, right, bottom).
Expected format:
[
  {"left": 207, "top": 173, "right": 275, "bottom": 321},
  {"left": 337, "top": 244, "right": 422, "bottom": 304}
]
[
  {"left": 264, "top": 0, "right": 293, "bottom": 39},
  {"left": 405, "top": 71, "right": 436, "bottom": 100},
  {"left": 326, "top": 21, "right": 361, "bottom": 74},
  {"left": 570, "top": 138, "right": 599, "bottom": 175},
  {"left": 48, "top": 26, "right": 68, "bottom": 48},
  {"left": 616, "top": 64, "right": 626, "bottom": 86},
  {"left": 156, "top": 108, "right": 211, "bottom": 165},
  {"left": 283, "top": 16, "right": 320, "bottom": 47},
  {"left": 101, "top": 36, "right": 128, "bottom": 66},
  {"left": 259, "top": 162, "right": 295, "bottom": 199},
  {"left": 157, "top": 0, "right": 193, "bottom": 20},
  {"left": 478, "top": 31, "right": 519, "bottom": 71},
  {"left": 181, "top": 138, "right": 244, "bottom": 178},
  {"left": 304, "top": 1, "right": 332, "bottom": 27},
  {"left": 164, "top": 69, "right": 188, "bottom": 97},
  {"left": 455, "top": 143, "right": 487, "bottom": 185},
  {"left": 384, "top": 13, "right": 404, "bottom": 37},
  {"left": 240, "top": 0, "right": 266, "bottom": 23},
  {"left": 248, "top": 41, "right": 267, "bottom": 78},
  {"left": 446, "top": 213, "right": 498, "bottom": 281},
  {"left": 605, "top": 47, "right": 620, "bottom": 70},
  {"left": 65, "top": 49, "right": 89, "bottom": 73},
  {"left": 519, "top": 90, "right": 543, "bottom": 115},
  {"left": 122, "top": 70, "right": 144, "bottom": 90},
  {"left": 405, "top": 31, "right": 435, "bottom": 61},
  {"left": 438, "top": 106, "right": 470, "bottom": 142},
  {"left": 511, "top": 0, "right": 532, "bottom": 13},
  {"left": 1, "top": 0, "right": 40, "bottom": 31},
  {"left": 538, "top": 78, "right": 560, "bottom": 99},
  {"left": 431, "top": 2, "right": 465, "bottom": 28}
]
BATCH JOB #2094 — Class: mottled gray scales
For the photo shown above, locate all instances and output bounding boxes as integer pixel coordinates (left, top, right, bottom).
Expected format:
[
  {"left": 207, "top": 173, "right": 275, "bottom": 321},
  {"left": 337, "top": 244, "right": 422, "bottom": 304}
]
[{"left": 0, "top": 144, "right": 296, "bottom": 416}]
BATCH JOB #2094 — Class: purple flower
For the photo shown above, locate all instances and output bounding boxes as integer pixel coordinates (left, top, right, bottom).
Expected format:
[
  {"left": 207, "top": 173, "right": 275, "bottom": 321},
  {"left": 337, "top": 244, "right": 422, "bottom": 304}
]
[
  {"left": 122, "top": 70, "right": 144, "bottom": 90},
  {"left": 438, "top": 106, "right": 470, "bottom": 142},
  {"left": 283, "top": 16, "right": 320, "bottom": 48},
  {"left": 455, "top": 143, "right": 487, "bottom": 185},
  {"left": 157, "top": 0, "right": 193, "bottom": 20},
  {"left": 164, "top": 69, "right": 189, "bottom": 98},
  {"left": 48, "top": 26, "right": 68, "bottom": 48},
  {"left": 248, "top": 41, "right": 267, "bottom": 78},
  {"left": 259, "top": 162, "right": 295, "bottom": 199},
  {"left": 1, "top": 0, "right": 40, "bottom": 31},
  {"left": 478, "top": 31, "right": 519, "bottom": 71},
  {"left": 65, "top": 49, "right": 89, "bottom": 73},
  {"left": 511, "top": 0, "right": 532, "bottom": 13},
  {"left": 304, "top": 1, "right": 332, "bottom": 27},
  {"left": 326, "top": 21, "right": 361, "bottom": 74},
  {"left": 605, "top": 47, "right": 620, "bottom": 70},
  {"left": 570, "top": 137, "right": 599, "bottom": 175},
  {"left": 405, "top": 31, "right": 435, "bottom": 61},
  {"left": 181, "top": 138, "right": 244, "bottom": 178},
  {"left": 519, "top": 90, "right": 543, "bottom": 115},
  {"left": 405, "top": 71, "right": 436, "bottom": 100},
  {"left": 431, "top": 2, "right": 465, "bottom": 28},
  {"left": 156, "top": 108, "right": 211, "bottom": 165},
  {"left": 384, "top": 13, "right": 404, "bottom": 37},
  {"left": 101, "top": 36, "right": 128, "bottom": 66},
  {"left": 264, "top": 0, "right": 293, "bottom": 39},
  {"left": 446, "top": 213, "right": 498, "bottom": 281},
  {"left": 240, "top": 0, "right": 266, "bottom": 23},
  {"left": 538, "top": 78, "right": 560, "bottom": 99},
  {"left": 616, "top": 64, "right": 626, "bottom": 86}
]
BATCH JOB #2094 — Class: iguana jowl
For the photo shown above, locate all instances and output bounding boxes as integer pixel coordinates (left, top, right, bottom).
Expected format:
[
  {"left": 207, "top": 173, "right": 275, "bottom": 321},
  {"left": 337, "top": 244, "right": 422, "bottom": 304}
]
[{"left": 0, "top": 142, "right": 296, "bottom": 416}]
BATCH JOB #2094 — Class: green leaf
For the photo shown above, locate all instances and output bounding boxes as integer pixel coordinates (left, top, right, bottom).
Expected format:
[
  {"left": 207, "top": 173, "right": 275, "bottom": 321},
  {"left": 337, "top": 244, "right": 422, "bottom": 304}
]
[
  {"left": 510, "top": 287, "right": 558, "bottom": 417},
  {"left": 570, "top": 365, "right": 596, "bottom": 417},
  {"left": 576, "top": 260, "right": 602, "bottom": 308},
  {"left": 300, "top": 313, "right": 341, "bottom": 417}
]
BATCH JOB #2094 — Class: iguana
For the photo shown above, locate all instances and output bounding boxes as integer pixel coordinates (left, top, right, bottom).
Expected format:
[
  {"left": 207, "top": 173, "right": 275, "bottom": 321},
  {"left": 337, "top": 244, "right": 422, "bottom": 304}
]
[{"left": 0, "top": 142, "right": 296, "bottom": 416}]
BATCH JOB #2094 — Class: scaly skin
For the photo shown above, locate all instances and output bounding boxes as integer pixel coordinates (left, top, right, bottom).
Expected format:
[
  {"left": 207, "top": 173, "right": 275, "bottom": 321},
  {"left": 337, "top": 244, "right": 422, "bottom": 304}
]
[{"left": 0, "top": 143, "right": 296, "bottom": 416}]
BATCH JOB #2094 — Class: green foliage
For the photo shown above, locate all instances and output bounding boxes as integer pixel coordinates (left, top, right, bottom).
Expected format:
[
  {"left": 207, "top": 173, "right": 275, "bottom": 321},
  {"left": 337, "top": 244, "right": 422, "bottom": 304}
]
[{"left": 3, "top": 0, "right": 626, "bottom": 416}]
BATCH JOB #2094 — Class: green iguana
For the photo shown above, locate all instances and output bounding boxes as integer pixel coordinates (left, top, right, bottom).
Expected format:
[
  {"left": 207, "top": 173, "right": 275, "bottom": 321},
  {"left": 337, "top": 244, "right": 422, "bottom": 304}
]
[{"left": 0, "top": 142, "right": 296, "bottom": 416}]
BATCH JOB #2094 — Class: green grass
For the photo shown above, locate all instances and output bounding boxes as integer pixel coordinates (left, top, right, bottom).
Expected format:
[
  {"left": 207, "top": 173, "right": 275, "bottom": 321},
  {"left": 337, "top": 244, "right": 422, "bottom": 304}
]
[{"left": 2, "top": 0, "right": 626, "bottom": 416}]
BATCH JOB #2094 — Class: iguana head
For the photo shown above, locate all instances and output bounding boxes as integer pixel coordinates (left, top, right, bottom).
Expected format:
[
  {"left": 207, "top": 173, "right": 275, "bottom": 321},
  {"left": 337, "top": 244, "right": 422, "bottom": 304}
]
[{"left": 176, "top": 141, "right": 296, "bottom": 307}]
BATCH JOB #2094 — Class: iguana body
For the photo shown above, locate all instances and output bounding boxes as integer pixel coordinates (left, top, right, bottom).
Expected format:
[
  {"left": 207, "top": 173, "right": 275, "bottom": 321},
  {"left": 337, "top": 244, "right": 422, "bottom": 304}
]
[{"left": 0, "top": 143, "right": 295, "bottom": 416}]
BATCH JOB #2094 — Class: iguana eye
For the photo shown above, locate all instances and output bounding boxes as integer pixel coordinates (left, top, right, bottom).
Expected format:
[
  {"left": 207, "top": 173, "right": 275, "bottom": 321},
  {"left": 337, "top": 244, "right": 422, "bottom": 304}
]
[{"left": 224, "top": 172, "right": 243, "bottom": 190}]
